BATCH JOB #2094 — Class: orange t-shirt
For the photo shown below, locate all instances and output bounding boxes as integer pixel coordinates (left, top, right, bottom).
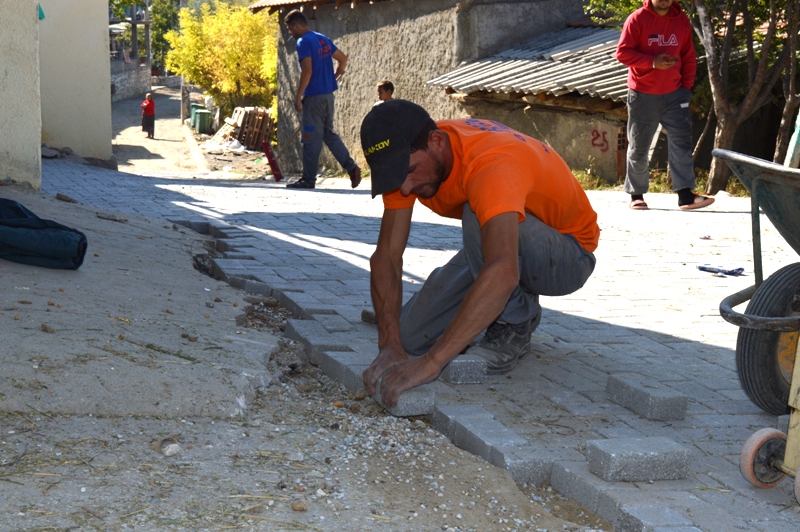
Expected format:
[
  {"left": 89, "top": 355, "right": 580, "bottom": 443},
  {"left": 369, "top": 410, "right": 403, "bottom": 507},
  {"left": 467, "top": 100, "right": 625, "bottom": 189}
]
[{"left": 382, "top": 119, "right": 600, "bottom": 252}]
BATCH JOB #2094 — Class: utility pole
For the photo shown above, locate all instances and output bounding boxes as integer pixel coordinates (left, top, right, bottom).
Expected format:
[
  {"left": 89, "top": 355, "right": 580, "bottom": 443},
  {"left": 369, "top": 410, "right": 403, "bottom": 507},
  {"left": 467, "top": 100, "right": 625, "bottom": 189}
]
[{"left": 179, "top": 0, "right": 190, "bottom": 121}]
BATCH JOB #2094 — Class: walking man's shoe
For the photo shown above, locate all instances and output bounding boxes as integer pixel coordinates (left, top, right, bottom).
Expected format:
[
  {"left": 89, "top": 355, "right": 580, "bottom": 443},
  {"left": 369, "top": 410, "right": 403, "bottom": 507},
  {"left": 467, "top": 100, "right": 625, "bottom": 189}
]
[
  {"left": 466, "top": 318, "right": 537, "bottom": 375},
  {"left": 286, "top": 179, "right": 315, "bottom": 189},
  {"left": 349, "top": 166, "right": 362, "bottom": 188}
]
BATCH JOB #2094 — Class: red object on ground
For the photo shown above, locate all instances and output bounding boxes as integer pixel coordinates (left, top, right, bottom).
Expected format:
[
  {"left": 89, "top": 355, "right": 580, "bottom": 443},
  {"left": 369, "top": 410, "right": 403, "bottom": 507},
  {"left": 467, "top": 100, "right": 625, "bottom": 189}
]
[{"left": 262, "top": 141, "right": 283, "bottom": 183}]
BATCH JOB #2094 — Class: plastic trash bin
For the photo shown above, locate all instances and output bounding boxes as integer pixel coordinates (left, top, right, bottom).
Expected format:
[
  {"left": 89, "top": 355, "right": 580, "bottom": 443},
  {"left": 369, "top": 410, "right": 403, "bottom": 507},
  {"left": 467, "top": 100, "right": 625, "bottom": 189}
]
[
  {"left": 195, "top": 110, "right": 212, "bottom": 134},
  {"left": 189, "top": 103, "right": 204, "bottom": 129}
]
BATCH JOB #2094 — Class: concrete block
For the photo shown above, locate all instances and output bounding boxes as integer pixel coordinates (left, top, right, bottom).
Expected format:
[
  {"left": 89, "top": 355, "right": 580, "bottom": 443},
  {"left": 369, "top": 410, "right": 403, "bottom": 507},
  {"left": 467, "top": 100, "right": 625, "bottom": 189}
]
[
  {"left": 439, "top": 355, "right": 486, "bottom": 384},
  {"left": 453, "top": 415, "right": 527, "bottom": 461},
  {"left": 617, "top": 505, "right": 693, "bottom": 532},
  {"left": 490, "top": 447, "right": 555, "bottom": 487},
  {"left": 319, "top": 352, "right": 371, "bottom": 392},
  {"left": 188, "top": 220, "right": 210, "bottom": 234},
  {"left": 277, "top": 291, "right": 313, "bottom": 319},
  {"left": 431, "top": 403, "right": 494, "bottom": 441},
  {"left": 243, "top": 280, "right": 273, "bottom": 297},
  {"left": 650, "top": 528, "right": 704, "bottom": 532},
  {"left": 550, "top": 461, "right": 605, "bottom": 514},
  {"left": 284, "top": 319, "right": 352, "bottom": 364},
  {"left": 586, "top": 437, "right": 690, "bottom": 482},
  {"left": 373, "top": 380, "right": 435, "bottom": 417},
  {"left": 607, "top": 374, "right": 688, "bottom": 421},
  {"left": 223, "top": 252, "right": 255, "bottom": 260},
  {"left": 312, "top": 313, "right": 353, "bottom": 333}
]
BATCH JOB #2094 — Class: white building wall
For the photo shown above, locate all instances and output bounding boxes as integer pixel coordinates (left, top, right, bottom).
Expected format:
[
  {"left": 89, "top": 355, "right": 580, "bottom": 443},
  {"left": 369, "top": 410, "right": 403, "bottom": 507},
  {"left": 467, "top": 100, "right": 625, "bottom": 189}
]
[
  {"left": 39, "top": 0, "right": 112, "bottom": 160},
  {"left": 0, "top": 1, "right": 42, "bottom": 189}
]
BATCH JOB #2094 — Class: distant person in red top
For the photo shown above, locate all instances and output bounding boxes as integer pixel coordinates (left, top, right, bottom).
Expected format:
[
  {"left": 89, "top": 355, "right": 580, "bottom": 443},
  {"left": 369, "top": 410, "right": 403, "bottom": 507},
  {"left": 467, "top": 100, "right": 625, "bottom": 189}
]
[
  {"left": 616, "top": 0, "right": 713, "bottom": 211},
  {"left": 140, "top": 93, "right": 155, "bottom": 139}
]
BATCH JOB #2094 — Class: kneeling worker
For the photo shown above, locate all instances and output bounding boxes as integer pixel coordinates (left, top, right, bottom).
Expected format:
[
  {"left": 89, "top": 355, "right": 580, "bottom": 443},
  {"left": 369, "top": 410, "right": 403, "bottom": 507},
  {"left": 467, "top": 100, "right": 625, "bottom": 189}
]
[{"left": 360, "top": 100, "right": 600, "bottom": 407}]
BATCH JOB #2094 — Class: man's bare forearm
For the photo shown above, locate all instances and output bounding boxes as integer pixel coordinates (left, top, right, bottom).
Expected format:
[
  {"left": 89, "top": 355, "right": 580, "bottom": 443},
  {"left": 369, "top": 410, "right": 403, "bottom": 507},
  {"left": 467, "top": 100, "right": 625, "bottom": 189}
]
[
  {"left": 424, "top": 257, "right": 518, "bottom": 369},
  {"left": 370, "top": 251, "right": 404, "bottom": 350}
]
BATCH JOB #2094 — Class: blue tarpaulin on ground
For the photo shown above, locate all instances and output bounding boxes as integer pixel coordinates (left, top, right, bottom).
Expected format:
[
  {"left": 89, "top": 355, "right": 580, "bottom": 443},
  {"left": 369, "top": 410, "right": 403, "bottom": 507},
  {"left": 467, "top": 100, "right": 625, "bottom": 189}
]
[{"left": 0, "top": 199, "right": 87, "bottom": 270}]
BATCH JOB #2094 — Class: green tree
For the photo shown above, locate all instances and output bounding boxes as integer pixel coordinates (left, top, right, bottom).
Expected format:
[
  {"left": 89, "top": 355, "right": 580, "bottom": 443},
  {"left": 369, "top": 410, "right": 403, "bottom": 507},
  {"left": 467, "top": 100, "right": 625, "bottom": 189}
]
[
  {"left": 151, "top": 0, "right": 180, "bottom": 73},
  {"left": 165, "top": 1, "right": 278, "bottom": 116}
]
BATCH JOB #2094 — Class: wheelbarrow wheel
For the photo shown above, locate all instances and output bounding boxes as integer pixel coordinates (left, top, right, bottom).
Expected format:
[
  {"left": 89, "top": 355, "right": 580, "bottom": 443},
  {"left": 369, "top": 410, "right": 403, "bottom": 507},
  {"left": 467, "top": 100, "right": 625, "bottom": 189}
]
[
  {"left": 737, "top": 263, "right": 800, "bottom": 415},
  {"left": 740, "top": 428, "right": 787, "bottom": 488}
]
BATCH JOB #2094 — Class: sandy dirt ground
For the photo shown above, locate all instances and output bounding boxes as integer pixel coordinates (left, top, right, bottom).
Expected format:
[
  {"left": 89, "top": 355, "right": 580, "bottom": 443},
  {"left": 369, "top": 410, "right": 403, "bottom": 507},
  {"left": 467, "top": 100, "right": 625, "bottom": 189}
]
[{"left": 0, "top": 93, "right": 608, "bottom": 531}]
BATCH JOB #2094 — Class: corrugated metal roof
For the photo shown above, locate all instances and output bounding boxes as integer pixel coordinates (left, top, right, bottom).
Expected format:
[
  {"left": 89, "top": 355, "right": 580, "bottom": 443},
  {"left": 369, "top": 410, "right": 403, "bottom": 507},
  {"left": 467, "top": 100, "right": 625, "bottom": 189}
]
[
  {"left": 249, "top": 0, "right": 387, "bottom": 14},
  {"left": 428, "top": 27, "right": 630, "bottom": 102}
]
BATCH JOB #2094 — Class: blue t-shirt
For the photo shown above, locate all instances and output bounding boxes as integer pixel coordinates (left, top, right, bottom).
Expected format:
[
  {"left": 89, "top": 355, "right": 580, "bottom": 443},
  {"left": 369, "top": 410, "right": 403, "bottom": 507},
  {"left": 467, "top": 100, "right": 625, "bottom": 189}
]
[{"left": 296, "top": 31, "right": 339, "bottom": 97}]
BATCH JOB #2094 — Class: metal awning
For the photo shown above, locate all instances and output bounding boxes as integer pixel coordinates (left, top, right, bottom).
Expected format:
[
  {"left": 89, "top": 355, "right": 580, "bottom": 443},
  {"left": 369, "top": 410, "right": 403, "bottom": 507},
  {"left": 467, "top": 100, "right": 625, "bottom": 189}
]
[{"left": 429, "top": 27, "right": 629, "bottom": 103}]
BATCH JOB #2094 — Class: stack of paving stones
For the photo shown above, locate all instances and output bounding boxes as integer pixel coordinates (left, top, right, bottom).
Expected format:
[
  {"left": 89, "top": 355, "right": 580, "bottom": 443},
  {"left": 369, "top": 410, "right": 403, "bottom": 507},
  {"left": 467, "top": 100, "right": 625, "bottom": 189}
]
[{"left": 42, "top": 160, "right": 800, "bottom": 531}]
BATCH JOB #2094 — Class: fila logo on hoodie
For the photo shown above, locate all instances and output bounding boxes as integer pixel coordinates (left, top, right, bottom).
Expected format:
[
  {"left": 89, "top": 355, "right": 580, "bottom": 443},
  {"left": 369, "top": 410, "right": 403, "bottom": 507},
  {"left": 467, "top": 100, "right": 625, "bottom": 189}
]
[{"left": 648, "top": 34, "right": 678, "bottom": 47}]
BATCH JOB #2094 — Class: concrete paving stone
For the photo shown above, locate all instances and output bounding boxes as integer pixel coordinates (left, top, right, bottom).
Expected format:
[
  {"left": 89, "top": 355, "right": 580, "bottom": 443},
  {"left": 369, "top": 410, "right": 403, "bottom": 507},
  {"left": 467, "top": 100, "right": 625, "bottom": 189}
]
[
  {"left": 541, "top": 366, "right": 606, "bottom": 392},
  {"left": 284, "top": 319, "right": 352, "bottom": 364},
  {"left": 585, "top": 437, "right": 691, "bottom": 482},
  {"left": 439, "top": 355, "right": 486, "bottom": 384},
  {"left": 453, "top": 415, "right": 527, "bottom": 461},
  {"left": 490, "top": 447, "right": 558, "bottom": 487},
  {"left": 273, "top": 266, "right": 310, "bottom": 281},
  {"left": 709, "top": 399, "right": 767, "bottom": 416},
  {"left": 431, "top": 403, "right": 496, "bottom": 441},
  {"left": 373, "top": 380, "right": 435, "bottom": 417},
  {"left": 312, "top": 313, "right": 353, "bottom": 333},
  {"left": 597, "top": 490, "right": 708, "bottom": 532},
  {"left": 607, "top": 374, "right": 689, "bottom": 421},
  {"left": 243, "top": 280, "right": 274, "bottom": 297},
  {"left": 616, "top": 505, "right": 693, "bottom": 532},
  {"left": 717, "top": 387, "right": 751, "bottom": 402},
  {"left": 662, "top": 380, "right": 731, "bottom": 405},
  {"left": 578, "top": 389, "right": 608, "bottom": 403},
  {"left": 318, "top": 352, "right": 369, "bottom": 392},
  {"left": 223, "top": 252, "right": 256, "bottom": 260},
  {"left": 550, "top": 461, "right": 608, "bottom": 514}
]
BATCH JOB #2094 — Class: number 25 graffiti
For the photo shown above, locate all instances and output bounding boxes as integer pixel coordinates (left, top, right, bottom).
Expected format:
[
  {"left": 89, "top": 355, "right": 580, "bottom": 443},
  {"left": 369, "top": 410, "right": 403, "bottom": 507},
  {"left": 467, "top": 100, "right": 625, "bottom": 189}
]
[{"left": 591, "top": 130, "right": 609, "bottom": 153}]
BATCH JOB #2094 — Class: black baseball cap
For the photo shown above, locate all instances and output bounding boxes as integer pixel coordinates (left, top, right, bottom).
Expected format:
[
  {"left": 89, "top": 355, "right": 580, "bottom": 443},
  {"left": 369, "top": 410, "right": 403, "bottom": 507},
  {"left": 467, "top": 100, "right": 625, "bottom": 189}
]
[{"left": 360, "top": 99, "right": 433, "bottom": 198}]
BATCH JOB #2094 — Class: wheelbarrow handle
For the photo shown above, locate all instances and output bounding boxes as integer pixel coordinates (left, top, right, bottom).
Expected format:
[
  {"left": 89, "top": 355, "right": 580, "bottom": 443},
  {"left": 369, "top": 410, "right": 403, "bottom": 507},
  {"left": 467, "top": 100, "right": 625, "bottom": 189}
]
[{"left": 720, "top": 284, "right": 800, "bottom": 331}]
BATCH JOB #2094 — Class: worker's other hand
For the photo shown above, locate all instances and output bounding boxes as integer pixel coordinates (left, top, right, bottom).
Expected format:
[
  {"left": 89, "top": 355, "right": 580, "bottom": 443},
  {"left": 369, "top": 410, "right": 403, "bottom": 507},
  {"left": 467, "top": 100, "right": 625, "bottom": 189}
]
[
  {"left": 294, "top": 96, "right": 303, "bottom": 113},
  {"left": 363, "top": 346, "right": 407, "bottom": 396},
  {"left": 376, "top": 356, "right": 440, "bottom": 408},
  {"left": 654, "top": 53, "right": 677, "bottom": 70},
  {"left": 335, "top": 70, "right": 345, "bottom": 82}
]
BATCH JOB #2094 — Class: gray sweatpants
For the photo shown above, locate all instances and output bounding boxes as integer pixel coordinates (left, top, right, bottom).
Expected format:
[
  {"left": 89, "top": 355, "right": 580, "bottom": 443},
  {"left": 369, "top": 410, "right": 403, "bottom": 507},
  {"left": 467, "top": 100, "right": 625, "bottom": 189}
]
[
  {"left": 399, "top": 205, "right": 596, "bottom": 356},
  {"left": 624, "top": 88, "right": 695, "bottom": 195},
  {"left": 301, "top": 93, "right": 356, "bottom": 184}
]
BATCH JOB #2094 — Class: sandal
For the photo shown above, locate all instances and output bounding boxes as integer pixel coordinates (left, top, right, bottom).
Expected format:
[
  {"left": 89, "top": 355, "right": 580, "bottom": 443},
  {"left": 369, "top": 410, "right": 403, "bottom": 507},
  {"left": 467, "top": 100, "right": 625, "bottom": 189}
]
[
  {"left": 629, "top": 199, "right": 649, "bottom": 210},
  {"left": 679, "top": 194, "right": 715, "bottom": 211}
]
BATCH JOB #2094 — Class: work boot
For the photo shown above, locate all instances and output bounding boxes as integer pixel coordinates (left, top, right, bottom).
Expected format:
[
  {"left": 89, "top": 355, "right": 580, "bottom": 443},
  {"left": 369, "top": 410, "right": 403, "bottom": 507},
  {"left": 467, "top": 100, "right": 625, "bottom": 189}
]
[
  {"left": 467, "top": 306, "right": 541, "bottom": 375},
  {"left": 286, "top": 179, "right": 315, "bottom": 189}
]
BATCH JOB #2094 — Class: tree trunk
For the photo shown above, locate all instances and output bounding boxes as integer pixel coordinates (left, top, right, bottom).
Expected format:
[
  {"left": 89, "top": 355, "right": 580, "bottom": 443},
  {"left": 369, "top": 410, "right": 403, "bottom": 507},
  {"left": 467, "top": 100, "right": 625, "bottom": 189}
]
[
  {"left": 774, "top": 99, "right": 800, "bottom": 163},
  {"left": 706, "top": 119, "right": 737, "bottom": 194},
  {"left": 693, "top": 104, "right": 715, "bottom": 162}
]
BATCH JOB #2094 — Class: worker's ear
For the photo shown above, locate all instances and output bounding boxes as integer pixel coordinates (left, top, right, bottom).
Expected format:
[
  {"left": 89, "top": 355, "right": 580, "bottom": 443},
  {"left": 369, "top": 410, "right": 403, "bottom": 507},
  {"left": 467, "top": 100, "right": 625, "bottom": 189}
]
[{"left": 428, "top": 130, "right": 447, "bottom": 154}]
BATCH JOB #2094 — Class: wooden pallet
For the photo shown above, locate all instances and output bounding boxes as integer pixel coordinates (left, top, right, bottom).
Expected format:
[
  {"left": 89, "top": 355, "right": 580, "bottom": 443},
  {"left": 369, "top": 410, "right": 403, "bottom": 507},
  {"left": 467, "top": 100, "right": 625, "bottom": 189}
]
[{"left": 208, "top": 107, "right": 274, "bottom": 148}]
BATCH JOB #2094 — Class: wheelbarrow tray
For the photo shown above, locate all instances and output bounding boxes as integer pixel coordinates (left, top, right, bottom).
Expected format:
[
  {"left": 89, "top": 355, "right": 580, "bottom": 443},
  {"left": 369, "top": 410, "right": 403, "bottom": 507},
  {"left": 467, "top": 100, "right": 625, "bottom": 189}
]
[{"left": 712, "top": 149, "right": 800, "bottom": 257}]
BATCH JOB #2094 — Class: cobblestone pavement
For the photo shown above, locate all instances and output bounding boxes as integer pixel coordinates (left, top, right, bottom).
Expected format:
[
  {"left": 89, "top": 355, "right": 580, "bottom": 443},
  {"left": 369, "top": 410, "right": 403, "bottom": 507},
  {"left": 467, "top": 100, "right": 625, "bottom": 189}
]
[{"left": 43, "top": 159, "right": 800, "bottom": 531}]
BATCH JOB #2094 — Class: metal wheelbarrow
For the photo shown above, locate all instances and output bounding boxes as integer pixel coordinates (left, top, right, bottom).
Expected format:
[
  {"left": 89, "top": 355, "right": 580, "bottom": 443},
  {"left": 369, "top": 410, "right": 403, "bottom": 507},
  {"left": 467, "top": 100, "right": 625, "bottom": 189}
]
[{"left": 712, "top": 148, "right": 800, "bottom": 502}]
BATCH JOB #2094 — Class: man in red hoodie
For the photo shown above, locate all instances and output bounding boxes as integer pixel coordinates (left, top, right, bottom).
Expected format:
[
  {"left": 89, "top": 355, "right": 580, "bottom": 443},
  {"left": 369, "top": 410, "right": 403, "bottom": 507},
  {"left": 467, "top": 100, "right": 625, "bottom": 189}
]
[{"left": 616, "top": 0, "right": 714, "bottom": 211}]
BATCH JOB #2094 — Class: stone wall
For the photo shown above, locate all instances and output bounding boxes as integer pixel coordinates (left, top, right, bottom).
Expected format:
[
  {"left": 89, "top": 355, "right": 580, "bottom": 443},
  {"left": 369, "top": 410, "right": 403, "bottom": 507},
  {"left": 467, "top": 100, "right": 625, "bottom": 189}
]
[
  {"left": 111, "top": 61, "right": 151, "bottom": 103},
  {"left": 39, "top": 0, "right": 112, "bottom": 160},
  {"left": 0, "top": 1, "right": 41, "bottom": 189},
  {"left": 276, "top": 0, "right": 584, "bottom": 174},
  {"left": 461, "top": 98, "right": 626, "bottom": 181}
]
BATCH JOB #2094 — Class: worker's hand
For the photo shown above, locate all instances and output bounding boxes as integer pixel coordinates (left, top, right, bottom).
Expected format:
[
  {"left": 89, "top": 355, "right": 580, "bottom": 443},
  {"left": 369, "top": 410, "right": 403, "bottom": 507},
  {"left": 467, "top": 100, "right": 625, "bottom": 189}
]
[
  {"left": 294, "top": 95, "right": 303, "bottom": 114},
  {"left": 335, "top": 69, "right": 345, "bottom": 82},
  {"left": 375, "top": 356, "right": 441, "bottom": 408},
  {"left": 363, "top": 345, "right": 408, "bottom": 396},
  {"left": 653, "top": 53, "right": 677, "bottom": 70}
]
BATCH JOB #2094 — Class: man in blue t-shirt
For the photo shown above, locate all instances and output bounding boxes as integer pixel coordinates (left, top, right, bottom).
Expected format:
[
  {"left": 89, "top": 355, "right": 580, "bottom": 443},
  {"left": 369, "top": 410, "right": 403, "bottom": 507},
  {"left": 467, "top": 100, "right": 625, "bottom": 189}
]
[{"left": 284, "top": 10, "right": 361, "bottom": 190}]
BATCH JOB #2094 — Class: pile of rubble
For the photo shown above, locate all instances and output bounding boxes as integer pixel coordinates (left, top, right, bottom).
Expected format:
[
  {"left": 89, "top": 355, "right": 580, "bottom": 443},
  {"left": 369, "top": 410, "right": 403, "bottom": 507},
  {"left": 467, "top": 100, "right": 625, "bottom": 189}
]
[{"left": 205, "top": 106, "right": 274, "bottom": 152}]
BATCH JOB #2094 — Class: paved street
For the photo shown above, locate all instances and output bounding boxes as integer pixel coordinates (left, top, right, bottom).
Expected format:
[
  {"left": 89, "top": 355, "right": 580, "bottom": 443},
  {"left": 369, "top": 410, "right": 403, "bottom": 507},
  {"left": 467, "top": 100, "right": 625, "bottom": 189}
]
[{"left": 43, "top": 158, "right": 800, "bottom": 531}]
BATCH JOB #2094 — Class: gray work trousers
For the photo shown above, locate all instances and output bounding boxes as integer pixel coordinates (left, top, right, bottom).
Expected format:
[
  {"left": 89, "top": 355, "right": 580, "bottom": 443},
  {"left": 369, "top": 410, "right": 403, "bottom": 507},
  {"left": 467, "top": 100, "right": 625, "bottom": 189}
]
[
  {"left": 399, "top": 205, "right": 597, "bottom": 356},
  {"left": 301, "top": 93, "right": 356, "bottom": 184},
  {"left": 624, "top": 88, "right": 695, "bottom": 195}
]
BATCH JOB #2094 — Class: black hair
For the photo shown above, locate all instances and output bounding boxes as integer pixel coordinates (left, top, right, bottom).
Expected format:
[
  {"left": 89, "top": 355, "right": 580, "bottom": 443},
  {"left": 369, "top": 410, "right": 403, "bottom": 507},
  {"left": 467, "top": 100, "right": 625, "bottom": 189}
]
[
  {"left": 284, "top": 10, "right": 307, "bottom": 26},
  {"left": 377, "top": 80, "right": 395, "bottom": 94},
  {"left": 409, "top": 119, "right": 440, "bottom": 153}
]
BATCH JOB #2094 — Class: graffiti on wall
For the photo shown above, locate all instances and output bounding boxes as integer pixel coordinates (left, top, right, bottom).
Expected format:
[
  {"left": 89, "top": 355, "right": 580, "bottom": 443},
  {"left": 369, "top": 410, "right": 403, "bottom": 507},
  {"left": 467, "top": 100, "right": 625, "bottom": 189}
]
[{"left": 590, "top": 129, "right": 609, "bottom": 153}]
